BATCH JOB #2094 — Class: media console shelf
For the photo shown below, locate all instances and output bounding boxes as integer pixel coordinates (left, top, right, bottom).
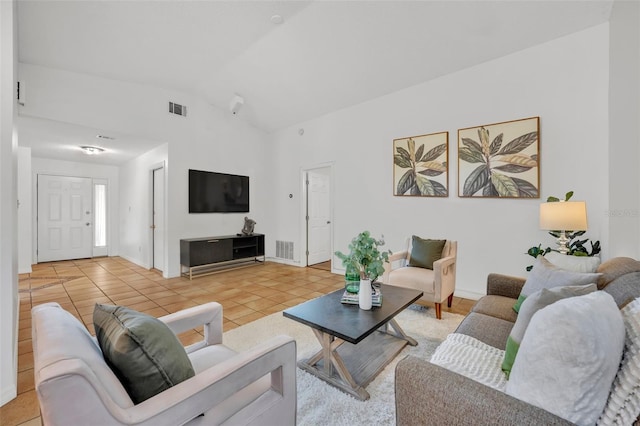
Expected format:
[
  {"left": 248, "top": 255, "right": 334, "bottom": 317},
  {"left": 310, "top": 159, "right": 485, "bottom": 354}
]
[{"left": 180, "top": 234, "right": 265, "bottom": 280}]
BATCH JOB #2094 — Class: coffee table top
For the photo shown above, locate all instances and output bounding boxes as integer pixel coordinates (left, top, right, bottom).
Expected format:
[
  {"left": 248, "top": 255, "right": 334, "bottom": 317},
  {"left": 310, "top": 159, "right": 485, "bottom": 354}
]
[{"left": 282, "top": 284, "right": 422, "bottom": 344}]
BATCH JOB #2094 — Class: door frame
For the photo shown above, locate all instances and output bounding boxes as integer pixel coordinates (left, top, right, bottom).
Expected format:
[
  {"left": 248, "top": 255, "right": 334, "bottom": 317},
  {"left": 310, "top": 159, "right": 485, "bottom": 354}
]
[
  {"left": 300, "top": 162, "right": 334, "bottom": 270},
  {"left": 148, "top": 161, "right": 167, "bottom": 276}
]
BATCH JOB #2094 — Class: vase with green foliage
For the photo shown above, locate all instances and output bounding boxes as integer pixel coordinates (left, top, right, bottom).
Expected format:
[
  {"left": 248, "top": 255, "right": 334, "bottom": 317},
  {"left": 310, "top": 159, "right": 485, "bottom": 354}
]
[
  {"left": 526, "top": 191, "right": 601, "bottom": 271},
  {"left": 335, "top": 231, "right": 391, "bottom": 284}
]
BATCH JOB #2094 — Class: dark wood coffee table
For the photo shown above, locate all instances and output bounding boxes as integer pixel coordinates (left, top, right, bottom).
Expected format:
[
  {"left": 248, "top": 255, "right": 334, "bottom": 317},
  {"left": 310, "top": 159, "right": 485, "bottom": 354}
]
[{"left": 282, "top": 284, "right": 423, "bottom": 400}]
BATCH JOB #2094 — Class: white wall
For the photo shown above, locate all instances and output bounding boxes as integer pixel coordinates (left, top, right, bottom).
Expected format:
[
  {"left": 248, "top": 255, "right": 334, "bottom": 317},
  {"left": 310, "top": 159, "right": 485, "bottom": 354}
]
[
  {"left": 118, "top": 143, "right": 167, "bottom": 270},
  {"left": 0, "top": 0, "right": 18, "bottom": 406},
  {"left": 17, "top": 147, "right": 32, "bottom": 273},
  {"left": 269, "top": 24, "right": 611, "bottom": 299},
  {"left": 31, "top": 158, "right": 120, "bottom": 263},
  {"left": 165, "top": 98, "right": 271, "bottom": 278},
  {"left": 608, "top": 0, "right": 640, "bottom": 258}
]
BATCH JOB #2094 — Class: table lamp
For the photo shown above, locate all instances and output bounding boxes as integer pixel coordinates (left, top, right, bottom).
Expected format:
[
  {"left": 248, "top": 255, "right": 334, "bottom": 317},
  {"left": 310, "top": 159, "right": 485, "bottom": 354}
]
[{"left": 539, "top": 201, "right": 588, "bottom": 255}]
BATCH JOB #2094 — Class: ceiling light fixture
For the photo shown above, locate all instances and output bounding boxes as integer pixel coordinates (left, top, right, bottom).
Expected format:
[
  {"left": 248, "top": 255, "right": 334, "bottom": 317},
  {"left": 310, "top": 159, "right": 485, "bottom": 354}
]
[
  {"left": 80, "top": 145, "right": 105, "bottom": 155},
  {"left": 270, "top": 14, "right": 284, "bottom": 25}
]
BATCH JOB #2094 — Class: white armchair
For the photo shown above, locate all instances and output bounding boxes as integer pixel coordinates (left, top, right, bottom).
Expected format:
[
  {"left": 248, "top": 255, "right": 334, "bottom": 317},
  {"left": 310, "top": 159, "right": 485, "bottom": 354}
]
[
  {"left": 382, "top": 239, "right": 457, "bottom": 319},
  {"left": 31, "top": 302, "right": 296, "bottom": 426}
]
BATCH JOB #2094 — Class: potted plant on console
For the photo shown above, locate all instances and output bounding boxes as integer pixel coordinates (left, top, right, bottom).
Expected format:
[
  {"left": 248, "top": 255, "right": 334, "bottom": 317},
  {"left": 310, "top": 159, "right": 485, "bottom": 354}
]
[{"left": 335, "top": 231, "right": 391, "bottom": 310}]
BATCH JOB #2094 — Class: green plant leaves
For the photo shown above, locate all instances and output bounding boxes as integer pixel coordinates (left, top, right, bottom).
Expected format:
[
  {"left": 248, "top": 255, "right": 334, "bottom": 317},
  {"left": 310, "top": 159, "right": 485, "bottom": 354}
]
[
  {"left": 335, "top": 231, "right": 391, "bottom": 281},
  {"left": 397, "top": 169, "right": 414, "bottom": 195},
  {"left": 422, "top": 144, "right": 447, "bottom": 162},
  {"left": 459, "top": 147, "right": 485, "bottom": 164}
]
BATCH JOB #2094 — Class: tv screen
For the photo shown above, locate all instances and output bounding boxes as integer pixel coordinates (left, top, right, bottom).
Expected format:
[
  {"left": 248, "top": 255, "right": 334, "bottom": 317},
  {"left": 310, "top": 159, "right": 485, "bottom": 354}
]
[{"left": 189, "top": 169, "right": 249, "bottom": 213}]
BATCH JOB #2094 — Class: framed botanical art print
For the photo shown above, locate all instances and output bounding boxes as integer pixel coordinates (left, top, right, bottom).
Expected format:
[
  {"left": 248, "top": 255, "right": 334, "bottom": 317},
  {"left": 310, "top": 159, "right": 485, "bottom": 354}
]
[
  {"left": 393, "top": 131, "right": 448, "bottom": 197},
  {"left": 458, "top": 116, "right": 540, "bottom": 198}
]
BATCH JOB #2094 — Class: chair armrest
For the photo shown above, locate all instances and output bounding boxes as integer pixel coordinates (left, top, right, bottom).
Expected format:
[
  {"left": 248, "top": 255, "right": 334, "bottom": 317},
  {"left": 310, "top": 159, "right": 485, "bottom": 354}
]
[
  {"left": 382, "top": 250, "right": 409, "bottom": 283},
  {"left": 116, "top": 335, "right": 297, "bottom": 425},
  {"left": 486, "top": 273, "right": 526, "bottom": 299},
  {"left": 433, "top": 255, "right": 456, "bottom": 302},
  {"left": 158, "top": 302, "right": 223, "bottom": 346},
  {"left": 395, "top": 356, "right": 572, "bottom": 425}
]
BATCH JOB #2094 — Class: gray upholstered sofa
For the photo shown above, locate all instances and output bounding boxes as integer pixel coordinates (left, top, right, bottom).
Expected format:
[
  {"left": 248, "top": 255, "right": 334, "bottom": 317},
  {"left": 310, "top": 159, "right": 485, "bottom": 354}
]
[{"left": 395, "top": 257, "right": 640, "bottom": 425}]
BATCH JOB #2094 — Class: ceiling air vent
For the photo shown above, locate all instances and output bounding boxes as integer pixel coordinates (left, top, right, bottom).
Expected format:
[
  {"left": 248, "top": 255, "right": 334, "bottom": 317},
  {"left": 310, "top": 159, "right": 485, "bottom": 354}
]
[{"left": 169, "top": 102, "right": 187, "bottom": 117}]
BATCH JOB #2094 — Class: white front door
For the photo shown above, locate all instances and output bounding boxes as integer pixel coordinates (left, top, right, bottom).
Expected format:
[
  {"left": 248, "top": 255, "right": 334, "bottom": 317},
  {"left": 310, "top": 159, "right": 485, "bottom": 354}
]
[
  {"left": 152, "top": 167, "right": 165, "bottom": 272},
  {"left": 307, "top": 169, "right": 332, "bottom": 265},
  {"left": 37, "top": 174, "right": 93, "bottom": 262}
]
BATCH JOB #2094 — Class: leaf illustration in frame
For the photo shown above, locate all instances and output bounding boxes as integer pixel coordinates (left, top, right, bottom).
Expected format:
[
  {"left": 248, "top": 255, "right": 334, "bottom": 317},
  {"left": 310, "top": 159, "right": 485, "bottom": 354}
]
[
  {"left": 458, "top": 116, "right": 539, "bottom": 198},
  {"left": 393, "top": 131, "right": 449, "bottom": 197}
]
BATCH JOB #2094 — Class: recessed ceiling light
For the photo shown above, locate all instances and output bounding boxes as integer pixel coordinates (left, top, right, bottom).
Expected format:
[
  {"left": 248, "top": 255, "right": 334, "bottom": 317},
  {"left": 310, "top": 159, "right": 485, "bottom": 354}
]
[
  {"left": 271, "top": 14, "right": 284, "bottom": 25},
  {"left": 80, "top": 145, "right": 105, "bottom": 155}
]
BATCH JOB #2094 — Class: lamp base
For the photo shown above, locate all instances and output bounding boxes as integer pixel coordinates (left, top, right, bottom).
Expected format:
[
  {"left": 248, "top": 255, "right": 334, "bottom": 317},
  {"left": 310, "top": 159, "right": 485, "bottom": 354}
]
[{"left": 555, "top": 231, "right": 570, "bottom": 255}]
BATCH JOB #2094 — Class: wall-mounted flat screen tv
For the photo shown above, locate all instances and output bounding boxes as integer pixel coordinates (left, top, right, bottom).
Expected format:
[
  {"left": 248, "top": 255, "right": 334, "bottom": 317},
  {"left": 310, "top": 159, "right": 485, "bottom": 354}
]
[{"left": 189, "top": 169, "right": 249, "bottom": 213}]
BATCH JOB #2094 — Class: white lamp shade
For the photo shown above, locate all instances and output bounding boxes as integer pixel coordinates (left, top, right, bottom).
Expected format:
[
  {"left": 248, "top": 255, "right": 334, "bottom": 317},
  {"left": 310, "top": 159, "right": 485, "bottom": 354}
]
[{"left": 539, "top": 201, "right": 588, "bottom": 231}]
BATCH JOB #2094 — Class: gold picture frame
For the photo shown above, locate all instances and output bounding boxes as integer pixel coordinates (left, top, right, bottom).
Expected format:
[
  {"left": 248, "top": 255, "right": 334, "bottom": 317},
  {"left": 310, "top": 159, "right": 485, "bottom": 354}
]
[
  {"left": 458, "top": 116, "right": 540, "bottom": 198},
  {"left": 393, "top": 131, "right": 448, "bottom": 197}
]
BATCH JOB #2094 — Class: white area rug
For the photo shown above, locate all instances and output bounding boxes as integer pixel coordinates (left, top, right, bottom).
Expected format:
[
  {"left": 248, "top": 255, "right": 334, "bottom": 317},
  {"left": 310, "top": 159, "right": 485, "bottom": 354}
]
[{"left": 223, "top": 305, "right": 464, "bottom": 425}]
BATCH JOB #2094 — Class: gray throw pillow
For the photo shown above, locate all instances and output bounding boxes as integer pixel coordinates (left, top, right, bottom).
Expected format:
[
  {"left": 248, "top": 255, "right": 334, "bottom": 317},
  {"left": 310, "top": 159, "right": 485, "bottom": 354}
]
[
  {"left": 408, "top": 236, "right": 446, "bottom": 270},
  {"left": 93, "top": 304, "right": 195, "bottom": 404},
  {"left": 502, "top": 284, "right": 597, "bottom": 378}
]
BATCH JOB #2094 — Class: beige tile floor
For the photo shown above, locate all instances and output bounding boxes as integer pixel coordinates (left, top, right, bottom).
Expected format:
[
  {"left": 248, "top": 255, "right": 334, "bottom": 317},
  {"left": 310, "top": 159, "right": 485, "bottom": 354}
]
[{"left": 0, "top": 257, "right": 475, "bottom": 426}]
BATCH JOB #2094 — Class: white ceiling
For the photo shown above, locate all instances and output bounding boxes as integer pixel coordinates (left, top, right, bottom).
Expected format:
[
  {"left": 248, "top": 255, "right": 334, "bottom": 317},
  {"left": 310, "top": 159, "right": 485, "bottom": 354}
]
[{"left": 17, "top": 0, "right": 613, "bottom": 165}]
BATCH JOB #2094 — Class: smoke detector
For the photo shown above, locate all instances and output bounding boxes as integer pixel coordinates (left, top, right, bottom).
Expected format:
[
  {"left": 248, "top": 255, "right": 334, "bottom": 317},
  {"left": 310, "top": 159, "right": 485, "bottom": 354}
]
[{"left": 230, "top": 95, "right": 244, "bottom": 115}]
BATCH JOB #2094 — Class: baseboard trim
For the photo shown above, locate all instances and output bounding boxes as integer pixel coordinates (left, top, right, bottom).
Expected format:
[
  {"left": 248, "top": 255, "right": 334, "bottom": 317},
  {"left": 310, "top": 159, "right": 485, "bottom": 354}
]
[
  {"left": 0, "top": 385, "right": 17, "bottom": 407},
  {"left": 265, "top": 257, "right": 304, "bottom": 267},
  {"left": 454, "top": 289, "right": 484, "bottom": 301}
]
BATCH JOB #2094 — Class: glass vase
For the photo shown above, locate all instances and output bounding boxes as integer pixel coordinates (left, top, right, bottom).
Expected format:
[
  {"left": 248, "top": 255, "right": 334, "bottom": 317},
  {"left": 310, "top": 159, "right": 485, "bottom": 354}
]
[{"left": 344, "top": 264, "right": 360, "bottom": 293}]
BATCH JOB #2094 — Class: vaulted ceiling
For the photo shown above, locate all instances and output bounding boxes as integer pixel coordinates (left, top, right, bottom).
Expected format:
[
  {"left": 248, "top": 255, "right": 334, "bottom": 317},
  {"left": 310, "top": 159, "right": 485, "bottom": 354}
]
[{"left": 17, "top": 0, "right": 613, "bottom": 164}]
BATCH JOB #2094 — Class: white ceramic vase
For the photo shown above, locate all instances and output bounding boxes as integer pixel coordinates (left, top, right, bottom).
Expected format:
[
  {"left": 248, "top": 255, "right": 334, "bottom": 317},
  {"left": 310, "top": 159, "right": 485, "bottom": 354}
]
[{"left": 359, "top": 279, "right": 372, "bottom": 310}]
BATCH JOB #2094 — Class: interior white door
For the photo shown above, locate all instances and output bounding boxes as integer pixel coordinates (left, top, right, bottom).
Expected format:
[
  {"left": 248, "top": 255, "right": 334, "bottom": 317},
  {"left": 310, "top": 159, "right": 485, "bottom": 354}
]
[
  {"left": 307, "top": 169, "right": 331, "bottom": 265},
  {"left": 37, "top": 175, "right": 93, "bottom": 262},
  {"left": 152, "top": 167, "right": 165, "bottom": 272}
]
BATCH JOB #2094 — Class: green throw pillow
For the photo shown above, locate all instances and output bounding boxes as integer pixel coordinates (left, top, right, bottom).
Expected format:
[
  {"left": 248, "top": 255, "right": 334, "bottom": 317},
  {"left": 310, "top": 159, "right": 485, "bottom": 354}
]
[
  {"left": 408, "top": 237, "right": 446, "bottom": 270},
  {"left": 502, "top": 284, "right": 597, "bottom": 378},
  {"left": 513, "top": 256, "right": 601, "bottom": 313},
  {"left": 93, "top": 304, "right": 195, "bottom": 404}
]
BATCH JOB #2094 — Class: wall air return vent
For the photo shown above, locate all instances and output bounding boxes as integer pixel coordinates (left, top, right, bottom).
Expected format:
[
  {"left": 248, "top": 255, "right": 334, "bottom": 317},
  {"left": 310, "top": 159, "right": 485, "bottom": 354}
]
[
  {"left": 276, "top": 241, "right": 294, "bottom": 260},
  {"left": 169, "top": 102, "right": 187, "bottom": 117}
]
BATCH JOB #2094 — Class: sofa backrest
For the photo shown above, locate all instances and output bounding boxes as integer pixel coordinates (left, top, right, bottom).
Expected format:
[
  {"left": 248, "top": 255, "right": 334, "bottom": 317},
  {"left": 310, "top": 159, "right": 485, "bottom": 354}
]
[
  {"left": 32, "top": 303, "right": 133, "bottom": 410},
  {"left": 598, "top": 257, "right": 640, "bottom": 307}
]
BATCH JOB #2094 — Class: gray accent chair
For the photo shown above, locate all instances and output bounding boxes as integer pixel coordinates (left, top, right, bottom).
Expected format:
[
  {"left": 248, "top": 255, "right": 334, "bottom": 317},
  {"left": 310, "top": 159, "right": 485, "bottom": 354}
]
[
  {"left": 32, "top": 302, "right": 297, "bottom": 426},
  {"left": 382, "top": 239, "right": 457, "bottom": 319}
]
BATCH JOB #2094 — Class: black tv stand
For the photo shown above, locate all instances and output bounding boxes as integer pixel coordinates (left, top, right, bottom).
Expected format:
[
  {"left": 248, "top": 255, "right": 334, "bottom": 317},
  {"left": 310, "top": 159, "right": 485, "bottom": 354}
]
[{"left": 180, "top": 233, "right": 265, "bottom": 280}]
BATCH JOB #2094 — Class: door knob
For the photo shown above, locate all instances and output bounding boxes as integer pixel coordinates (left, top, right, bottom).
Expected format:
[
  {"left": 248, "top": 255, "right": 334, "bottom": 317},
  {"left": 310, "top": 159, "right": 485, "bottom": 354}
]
[
  {"left": 85, "top": 223, "right": 91, "bottom": 226},
  {"left": 327, "top": 221, "right": 331, "bottom": 224}
]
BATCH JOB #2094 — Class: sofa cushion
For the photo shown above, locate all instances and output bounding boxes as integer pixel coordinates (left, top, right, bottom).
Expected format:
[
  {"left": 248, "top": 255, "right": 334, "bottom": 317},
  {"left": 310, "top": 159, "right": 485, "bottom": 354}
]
[
  {"left": 454, "top": 312, "right": 514, "bottom": 351},
  {"left": 545, "top": 251, "right": 600, "bottom": 273},
  {"left": 597, "top": 257, "right": 640, "bottom": 289},
  {"left": 501, "top": 284, "right": 597, "bottom": 378},
  {"left": 599, "top": 297, "right": 640, "bottom": 425},
  {"left": 514, "top": 256, "right": 601, "bottom": 312},
  {"left": 505, "top": 292, "right": 625, "bottom": 425},
  {"left": 389, "top": 266, "right": 435, "bottom": 294},
  {"left": 471, "top": 295, "right": 518, "bottom": 323},
  {"left": 408, "top": 236, "right": 445, "bottom": 270},
  {"left": 94, "top": 304, "right": 196, "bottom": 404}
]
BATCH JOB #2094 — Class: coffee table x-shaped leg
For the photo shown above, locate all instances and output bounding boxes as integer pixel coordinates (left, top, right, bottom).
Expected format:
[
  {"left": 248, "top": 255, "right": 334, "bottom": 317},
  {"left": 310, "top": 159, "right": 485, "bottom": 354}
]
[{"left": 298, "top": 318, "right": 417, "bottom": 401}]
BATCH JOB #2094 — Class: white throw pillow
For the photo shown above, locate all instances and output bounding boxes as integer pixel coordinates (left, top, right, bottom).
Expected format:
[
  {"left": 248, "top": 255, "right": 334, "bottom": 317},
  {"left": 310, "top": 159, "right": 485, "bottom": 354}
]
[
  {"left": 514, "top": 256, "right": 601, "bottom": 312},
  {"left": 598, "top": 297, "right": 640, "bottom": 425},
  {"left": 506, "top": 292, "right": 625, "bottom": 425},
  {"left": 545, "top": 251, "right": 601, "bottom": 273}
]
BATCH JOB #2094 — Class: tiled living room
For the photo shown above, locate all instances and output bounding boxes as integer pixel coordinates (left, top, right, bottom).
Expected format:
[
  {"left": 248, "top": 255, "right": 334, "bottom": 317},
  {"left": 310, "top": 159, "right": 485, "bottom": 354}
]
[
  {"left": 1, "top": 0, "right": 639, "bottom": 425},
  {"left": 2, "top": 257, "right": 474, "bottom": 425}
]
